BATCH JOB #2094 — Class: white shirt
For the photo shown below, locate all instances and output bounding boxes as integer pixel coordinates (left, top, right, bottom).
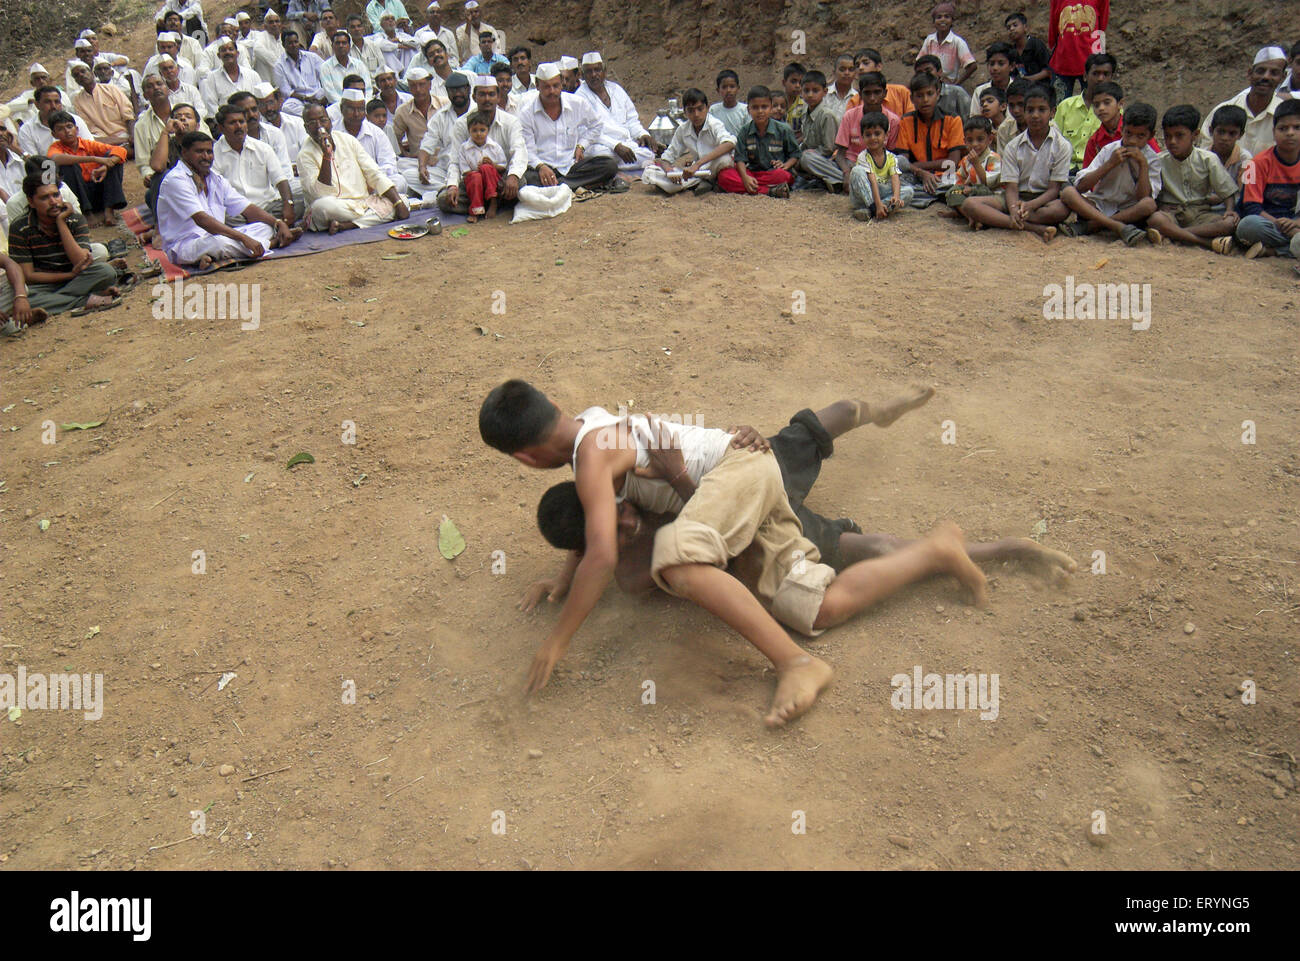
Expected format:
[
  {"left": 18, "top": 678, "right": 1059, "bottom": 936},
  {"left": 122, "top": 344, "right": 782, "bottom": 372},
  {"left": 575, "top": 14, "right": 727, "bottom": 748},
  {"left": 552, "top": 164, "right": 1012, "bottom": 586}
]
[
  {"left": 448, "top": 109, "right": 528, "bottom": 180},
  {"left": 248, "top": 30, "right": 285, "bottom": 82},
  {"left": 0, "top": 149, "right": 26, "bottom": 203},
  {"left": 449, "top": 136, "right": 506, "bottom": 184},
  {"left": 213, "top": 134, "right": 286, "bottom": 208},
  {"left": 157, "top": 160, "right": 251, "bottom": 261},
  {"left": 267, "top": 112, "right": 307, "bottom": 160},
  {"left": 1079, "top": 140, "right": 1162, "bottom": 210},
  {"left": 17, "top": 112, "right": 92, "bottom": 157},
  {"left": 200, "top": 62, "right": 261, "bottom": 118},
  {"left": 1002, "top": 125, "right": 1072, "bottom": 193},
  {"left": 576, "top": 80, "right": 648, "bottom": 152},
  {"left": 662, "top": 114, "right": 736, "bottom": 174},
  {"left": 298, "top": 128, "right": 394, "bottom": 203},
  {"left": 416, "top": 103, "right": 467, "bottom": 188},
  {"left": 412, "top": 24, "right": 460, "bottom": 67},
  {"left": 342, "top": 118, "right": 401, "bottom": 182},
  {"left": 166, "top": 80, "right": 205, "bottom": 111},
  {"left": 145, "top": 53, "right": 198, "bottom": 86},
  {"left": 203, "top": 38, "right": 256, "bottom": 77},
  {"left": 455, "top": 21, "right": 504, "bottom": 61},
  {"left": 371, "top": 30, "right": 419, "bottom": 73},
  {"left": 519, "top": 92, "right": 603, "bottom": 174},
  {"left": 251, "top": 122, "right": 292, "bottom": 172},
  {"left": 321, "top": 55, "right": 373, "bottom": 102}
]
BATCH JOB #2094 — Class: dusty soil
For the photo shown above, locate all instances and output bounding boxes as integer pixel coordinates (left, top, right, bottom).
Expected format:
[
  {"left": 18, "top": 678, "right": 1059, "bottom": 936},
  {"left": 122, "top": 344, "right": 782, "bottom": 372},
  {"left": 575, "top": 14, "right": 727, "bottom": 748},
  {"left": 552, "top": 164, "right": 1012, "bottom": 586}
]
[{"left": 1, "top": 3, "right": 1298, "bottom": 871}]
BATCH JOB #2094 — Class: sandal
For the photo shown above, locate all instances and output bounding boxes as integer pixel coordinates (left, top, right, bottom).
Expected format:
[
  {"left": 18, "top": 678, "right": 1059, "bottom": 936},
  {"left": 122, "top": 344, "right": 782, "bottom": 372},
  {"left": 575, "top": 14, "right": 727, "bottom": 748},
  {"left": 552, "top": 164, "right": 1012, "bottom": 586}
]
[
  {"left": 70, "top": 296, "right": 123, "bottom": 317},
  {"left": 1211, "top": 236, "right": 1235, "bottom": 256},
  {"left": 138, "top": 259, "right": 164, "bottom": 279},
  {"left": 572, "top": 187, "right": 598, "bottom": 202},
  {"left": 604, "top": 178, "right": 630, "bottom": 194}
]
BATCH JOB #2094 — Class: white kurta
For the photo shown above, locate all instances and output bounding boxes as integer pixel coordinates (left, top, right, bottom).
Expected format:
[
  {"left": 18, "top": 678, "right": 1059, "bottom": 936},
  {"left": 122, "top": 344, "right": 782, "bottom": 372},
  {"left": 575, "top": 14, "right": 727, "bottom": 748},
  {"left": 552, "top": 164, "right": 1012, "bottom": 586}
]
[{"left": 576, "top": 80, "right": 655, "bottom": 170}]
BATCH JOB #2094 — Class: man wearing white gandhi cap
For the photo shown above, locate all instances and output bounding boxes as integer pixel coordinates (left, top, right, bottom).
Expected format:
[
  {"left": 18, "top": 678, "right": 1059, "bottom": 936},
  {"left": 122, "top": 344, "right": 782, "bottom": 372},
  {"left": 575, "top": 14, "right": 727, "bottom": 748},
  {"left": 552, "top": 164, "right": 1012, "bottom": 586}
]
[
  {"left": 576, "top": 51, "right": 660, "bottom": 171},
  {"left": 456, "top": 0, "right": 505, "bottom": 62},
  {"left": 519, "top": 62, "right": 619, "bottom": 191},
  {"left": 1199, "top": 46, "right": 1290, "bottom": 156},
  {"left": 298, "top": 101, "right": 411, "bottom": 231},
  {"left": 559, "top": 56, "right": 581, "bottom": 94}
]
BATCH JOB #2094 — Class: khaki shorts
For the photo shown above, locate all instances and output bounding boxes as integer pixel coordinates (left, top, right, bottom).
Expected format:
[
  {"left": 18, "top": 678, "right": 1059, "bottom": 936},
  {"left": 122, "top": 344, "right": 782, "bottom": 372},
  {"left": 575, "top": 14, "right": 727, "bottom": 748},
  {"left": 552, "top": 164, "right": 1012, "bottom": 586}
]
[
  {"left": 650, "top": 447, "right": 836, "bottom": 636},
  {"left": 1158, "top": 203, "right": 1224, "bottom": 228}
]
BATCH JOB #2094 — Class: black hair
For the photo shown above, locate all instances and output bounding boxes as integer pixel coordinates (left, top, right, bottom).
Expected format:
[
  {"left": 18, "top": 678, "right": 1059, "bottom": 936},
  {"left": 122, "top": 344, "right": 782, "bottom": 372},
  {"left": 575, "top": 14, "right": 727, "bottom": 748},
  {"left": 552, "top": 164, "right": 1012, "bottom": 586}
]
[
  {"left": 746, "top": 84, "right": 772, "bottom": 103},
  {"left": 834, "top": 53, "right": 856, "bottom": 68},
  {"left": 227, "top": 91, "right": 255, "bottom": 106},
  {"left": 23, "top": 171, "right": 56, "bottom": 199},
  {"left": 281, "top": 28, "right": 299, "bottom": 42},
  {"left": 1090, "top": 81, "right": 1124, "bottom": 103},
  {"left": 1084, "top": 52, "right": 1117, "bottom": 74},
  {"left": 859, "top": 110, "right": 890, "bottom": 134},
  {"left": 801, "top": 69, "right": 827, "bottom": 88},
  {"left": 346, "top": 13, "right": 365, "bottom": 25},
  {"left": 1161, "top": 104, "right": 1201, "bottom": 132},
  {"left": 466, "top": 110, "right": 490, "bottom": 128},
  {"left": 915, "top": 54, "right": 944, "bottom": 74},
  {"left": 423, "top": 38, "right": 446, "bottom": 56},
  {"left": 782, "top": 62, "right": 806, "bottom": 81},
  {"left": 979, "top": 85, "right": 1007, "bottom": 104},
  {"left": 1209, "top": 104, "right": 1247, "bottom": 132},
  {"left": 47, "top": 110, "right": 77, "bottom": 131},
  {"left": 857, "top": 71, "right": 886, "bottom": 92},
  {"left": 963, "top": 115, "right": 994, "bottom": 134},
  {"left": 681, "top": 87, "right": 708, "bottom": 107},
  {"left": 343, "top": 73, "right": 364, "bottom": 87},
  {"left": 366, "top": 98, "right": 386, "bottom": 113},
  {"left": 33, "top": 84, "right": 61, "bottom": 102},
  {"left": 856, "top": 48, "right": 883, "bottom": 64},
  {"left": 908, "top": 71, "right": 939, "bottom": 93},
  {"left": 507, "top": 44, "right": 531, "bottom": 60},
  {"left": 491, "top": 61, "right": 513, "bottom": 77},
  {"left": 1006, "top": 77, "right": 1031, "bottom": 99},
  {"left": 715, "top": 69, "right": 739, "bottom": 87},
  {"left": 985, "top": 41, "right": 1015, "bottom": 62},
  {"left": 215, "top": 103, "right": 245, "bottom": 127},
  {"left": 179, "top": 130, "right": 213, "bottom": 150},
  {"left": 537, "top": 482, "right": 586, "bottom": 552},
  {"left": 479, "top": 380, "right": 559, "bottom": 454},
  {"left": 1005, "top": 12, "right": 1029, "bottom": 26},
  {"left": 1124, "top": 102, "right": 1157, "bottom": 131},
  {"left": 1023, "top": 83, "right": 1056, "bottom": 109},
  {"left": 1276, "top": 98, "right": 1300, "bottom": 126}
]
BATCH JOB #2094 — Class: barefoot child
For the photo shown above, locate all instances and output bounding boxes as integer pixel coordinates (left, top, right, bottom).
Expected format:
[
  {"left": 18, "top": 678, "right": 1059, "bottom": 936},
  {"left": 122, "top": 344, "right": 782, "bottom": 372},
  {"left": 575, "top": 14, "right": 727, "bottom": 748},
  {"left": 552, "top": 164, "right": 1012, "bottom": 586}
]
[
  {"left": 946, "top": 116, "right": 1001, "bottom": 218},
  {"left": 849, "top": 112, "right": 910, "bottom": 220},
  {"left": 44, "top": 111, "right": 127, "bottom": 226},
  {"left": 1060, "top": 101, "right": 1162, "bottom": 246},
  {"left": 642, "top": 88, "right": 736, "bottom": 196},
  {"left": 835, "top": 72, "right": 900, "bottom": 183},
  {"left": 963, "top": 84, "right": 1070, "bottom": 241},
  {"left": 895, "top": 71, "right": 964, "bottom": 207},
  {"left": 450, "top": 111, "right": 506, "bottom": 221},
  {"left": 716, "top": 86, "right": 800, "bottom": 198},
  {"left": 795, "top": 70, "right": 843, "bottom": 190},
  {"left": 1080, "top": 81, "right": 1161, "bottom": 167},
  {"left": 781, "top": 62, "right": 807, "bottom": 139},
  {"left": 1146, "top": 105, "right": 1240, "bottom": 253},
  {"left": 979, "top": 86, "right": 1007, "bottom": 130},
  {"left": 919, "top": 1, "right": 976, "bottom": 86}
]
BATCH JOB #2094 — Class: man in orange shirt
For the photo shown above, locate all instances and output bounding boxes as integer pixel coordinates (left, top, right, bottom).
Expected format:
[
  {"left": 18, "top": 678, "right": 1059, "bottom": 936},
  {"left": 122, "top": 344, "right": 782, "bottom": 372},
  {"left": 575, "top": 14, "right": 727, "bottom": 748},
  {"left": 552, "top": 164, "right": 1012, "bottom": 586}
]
[
  {"left": 45, "top": 111, "right": 128, "bottom": 226},
  {"left": 895, "top": 72, "right": 964, "bottom": 207}
]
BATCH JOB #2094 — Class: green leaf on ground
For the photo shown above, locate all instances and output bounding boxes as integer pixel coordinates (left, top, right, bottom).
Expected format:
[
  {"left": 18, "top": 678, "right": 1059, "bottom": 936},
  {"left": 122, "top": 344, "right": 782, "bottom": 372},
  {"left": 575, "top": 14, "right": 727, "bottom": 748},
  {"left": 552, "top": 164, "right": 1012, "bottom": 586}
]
[
  {"left": 7, "top": 706, "right": 20, "bottom": 722},
  {"left": 450, "top": 227, "right": 469, "bottom": 238},
  {"left": 1030, "top": 519, "right": 1048, "bottom": 541},
  {"left": 438, "top": 515, "right": 466, "bottom": 559},
  {"left": 61, "top": 420, "right": 104, "bottom": 431},
  {"left": 38, "top": 519, "right": 50, "bottom": 531},
  {"left": 286, "top": 452, "right": 315, "bottom": 469}
]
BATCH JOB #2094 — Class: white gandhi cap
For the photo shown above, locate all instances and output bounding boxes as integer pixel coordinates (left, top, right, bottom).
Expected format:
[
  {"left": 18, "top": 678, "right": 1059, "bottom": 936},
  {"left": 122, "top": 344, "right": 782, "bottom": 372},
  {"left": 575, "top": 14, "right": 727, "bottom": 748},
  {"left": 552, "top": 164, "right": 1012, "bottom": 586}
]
[
  {"left": 581, "top": 52, "right": 602, "bottom": 66},
  {"left": 536, "top": 62, "right": 561, "bottom": 81}
]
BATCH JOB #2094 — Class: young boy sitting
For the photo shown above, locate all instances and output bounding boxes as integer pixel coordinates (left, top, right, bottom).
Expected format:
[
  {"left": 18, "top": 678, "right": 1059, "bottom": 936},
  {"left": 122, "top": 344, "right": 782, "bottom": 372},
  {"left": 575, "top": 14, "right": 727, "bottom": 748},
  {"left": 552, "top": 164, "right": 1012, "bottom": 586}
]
[
  {"left": 44, "top": 111, "right": 128, "bottom": 226},
  {"left": 1207, "top": 105, "right": 1253, "bottom": 190},
  {"left": 716, "top": 86, "right": 800, "bottom": 198},
  {"left": 769, "top": 91, "right": 788, "bottom": 123},
  {"left": 971, "top": 42, "right": 1014, "bottom": 116},
  {"left": 1080, "top": 81, "right": 1161, "bottom": 167},
  {"left": 979, "top": 86, "right": 1007, "bottom": 130},
  {"left": 480, "top": 381, "right": 990, "bottom": 726},
  {"left": 709, "top": 69, "right": 748, "bottom": 139},
  {"left": 835, "top": 72, "right": 900, "bottom": 182},
  {"left": 1145, "top": 104, "right": 1240, "bottom": 254},
  {"left": 450, "top": 110, "right": 506, "bottom": 222},
  {"left": 963, "top": 84, "right": 1070, "bottom": 242},
  {"left": 642, "top": 87, "right": 736, "bottom": 196},
  {"left": 946, "top": 115, "right": 1001, "bottom": 217},
  {"left": 795, "top": 70, "right": 843, "bottom": 191},
  {"left": 1060, "top": 101, "right": 1162, "bottom": 246},
  {"left": 895, "top": 71, "right": 964, "bottom": 207},
  {"left": 849, "top": 111, "right": 911, "bottom": 220},
  {"left": 782, "top": 62, "right": 807, "bottom": 140},
  {"left": 1234, "top": 98, "right": 1300, "bottom": 259}
]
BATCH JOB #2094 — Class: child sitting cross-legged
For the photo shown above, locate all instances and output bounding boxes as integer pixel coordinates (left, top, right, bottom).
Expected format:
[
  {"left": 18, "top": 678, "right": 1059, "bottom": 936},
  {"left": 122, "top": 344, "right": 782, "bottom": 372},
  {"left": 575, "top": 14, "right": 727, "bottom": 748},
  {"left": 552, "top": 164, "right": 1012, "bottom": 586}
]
[
  {"left": 945, "top": 115, "right": 1001, "bottom": 220},
  {"left": 1145, "top": 104, "right": 1240, "bottom": 254},
  {"left": 1059, "top": 101, "right": 1162, "bottom": 246}
]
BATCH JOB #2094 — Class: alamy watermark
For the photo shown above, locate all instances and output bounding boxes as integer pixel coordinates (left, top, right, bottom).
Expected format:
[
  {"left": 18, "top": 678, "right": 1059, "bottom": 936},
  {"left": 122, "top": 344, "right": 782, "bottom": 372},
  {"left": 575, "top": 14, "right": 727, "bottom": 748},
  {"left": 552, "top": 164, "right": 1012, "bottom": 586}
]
[
  {"left": 152, "top": 279, "right": 262, "bottom": 330},
  {"left": 595, "top": 406, "right": 706, "bottom": 450},
  {"left": 890, "top": 665, "right": 999, "bottom": 720},
  {"left": 1, "top": 666, "right": 103, "bottom": 720},
  {"left": 1043, "top": 276, "right": 1151, "bottom": 330}
]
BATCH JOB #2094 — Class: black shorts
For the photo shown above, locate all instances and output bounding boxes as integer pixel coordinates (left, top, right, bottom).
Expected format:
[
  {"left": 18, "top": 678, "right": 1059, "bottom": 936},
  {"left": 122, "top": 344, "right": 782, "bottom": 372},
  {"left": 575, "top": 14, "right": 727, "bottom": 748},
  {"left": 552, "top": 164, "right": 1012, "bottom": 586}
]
[{"left": 766, "top": 409, "right": 860, "bottom": 571}]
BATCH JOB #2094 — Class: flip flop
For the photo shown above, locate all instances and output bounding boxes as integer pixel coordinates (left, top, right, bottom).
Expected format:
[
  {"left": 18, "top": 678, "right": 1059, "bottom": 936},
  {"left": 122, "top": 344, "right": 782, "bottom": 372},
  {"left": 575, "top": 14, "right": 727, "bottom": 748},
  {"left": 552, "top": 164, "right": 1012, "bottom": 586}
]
[
  {"left": 137, "top": 260, "right": 164, "bottom": 279},
  {"left": 1211, "top": 236, "right": 1235, "bottom": 256},
  {"left": 572, "top": 187, "right": 598, "bottom": 202},
  {"left": 106, "top": 238, "right": 129, "bottom": 257},
  {"left": 118, "top": 271, "right": 141, "bottom": 292},
  {"left": 604, "top": 179, "right": 630, "bottom": 194},
  {"left": 70, "top": 296, "right": 123, "bottom": 317}
]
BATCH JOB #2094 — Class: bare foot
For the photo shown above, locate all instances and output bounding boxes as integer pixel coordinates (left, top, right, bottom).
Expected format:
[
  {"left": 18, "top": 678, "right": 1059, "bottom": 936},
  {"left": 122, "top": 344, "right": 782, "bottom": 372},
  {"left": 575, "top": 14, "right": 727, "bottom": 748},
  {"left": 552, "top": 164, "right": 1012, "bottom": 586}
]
[
  {"left": 1040, "top": 226, "right": 1057, "bottom": 244},
  {"left": 328, "top": 220, "right": 342, "bottom": 235},
  {"left": 486, "top": 199, "right": 498, "bottom": 219},
  {"left": 467, "top": 213, "right": 479, "bottom": 223},
  {"left": 27, "top": 308, "right": 49, "bottom": 325},
  {"left": 928, "top": 522, "right": 989, "bottom": 607},
  {"left": 84, "top": 293, "right": 117, "bottom": 309},
  {"left": 868, "top": 385, "right": 936, "bottom": 427},
  {"left": 196, "top": 255, "right": 214, "bottom": 270},
  {"left": 764, "top": 655, "right": 833, "bottom": 728}
]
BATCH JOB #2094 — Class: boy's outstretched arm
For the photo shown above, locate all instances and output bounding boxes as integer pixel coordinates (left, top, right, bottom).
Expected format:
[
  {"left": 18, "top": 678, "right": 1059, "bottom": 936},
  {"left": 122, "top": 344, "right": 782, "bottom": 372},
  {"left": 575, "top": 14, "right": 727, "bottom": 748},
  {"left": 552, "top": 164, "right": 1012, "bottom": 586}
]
[
  {"left": 519, "top": 549, "right": 581, "bottom": 612},
  {"left": 524, "top": 444, "right": 625, "bottom": 693}
]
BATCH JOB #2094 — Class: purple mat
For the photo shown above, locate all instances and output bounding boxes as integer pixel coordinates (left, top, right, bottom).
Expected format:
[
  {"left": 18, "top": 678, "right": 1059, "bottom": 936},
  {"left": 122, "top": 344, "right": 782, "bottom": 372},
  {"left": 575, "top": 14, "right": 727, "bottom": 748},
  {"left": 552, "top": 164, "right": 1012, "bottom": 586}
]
[{"left": 263, "top": 209, "right": 469, "bottom": 260}]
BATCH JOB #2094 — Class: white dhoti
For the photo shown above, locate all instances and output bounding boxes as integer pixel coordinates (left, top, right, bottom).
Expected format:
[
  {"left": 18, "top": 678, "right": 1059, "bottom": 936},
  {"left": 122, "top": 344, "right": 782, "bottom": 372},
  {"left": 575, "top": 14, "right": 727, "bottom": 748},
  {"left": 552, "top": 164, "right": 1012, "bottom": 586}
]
[
  {"left": 641, "top": 166, "right": 700, "bottom": 194},
  {"left": 306, "top": 196, "right": 390, "bottom": 231},
  {"left": 589, "top": 143, "right": 656, "bottom": 171},
  {"left": 173, "top": 221, "right": 275, "bottom": 265},
  {"left": 396, "top": 157, "right": 440, "bottom": 199}
]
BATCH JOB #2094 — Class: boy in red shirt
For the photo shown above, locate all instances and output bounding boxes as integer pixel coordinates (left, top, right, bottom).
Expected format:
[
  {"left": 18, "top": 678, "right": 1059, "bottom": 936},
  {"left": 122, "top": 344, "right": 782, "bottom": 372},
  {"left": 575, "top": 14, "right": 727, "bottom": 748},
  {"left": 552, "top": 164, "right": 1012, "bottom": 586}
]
[
  {"left": 1049, "top": 0, "right": 1109, "bottom": 103},
  {"left": 1081, "top": 81, "right": 1161, "bottom": 166},
  {"left": 1235, "top": 99, "right": 1300, "bottom": 258},
  {"left": 45, "top": 111, "right": 127, "bottom": 226}
]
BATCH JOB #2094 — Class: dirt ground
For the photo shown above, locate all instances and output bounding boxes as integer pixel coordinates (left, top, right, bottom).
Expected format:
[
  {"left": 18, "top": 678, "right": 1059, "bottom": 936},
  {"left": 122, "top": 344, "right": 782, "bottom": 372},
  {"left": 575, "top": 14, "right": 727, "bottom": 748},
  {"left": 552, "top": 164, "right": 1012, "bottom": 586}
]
[{"left": 1, "top": 4, "right": 1298, "bottom": 871}]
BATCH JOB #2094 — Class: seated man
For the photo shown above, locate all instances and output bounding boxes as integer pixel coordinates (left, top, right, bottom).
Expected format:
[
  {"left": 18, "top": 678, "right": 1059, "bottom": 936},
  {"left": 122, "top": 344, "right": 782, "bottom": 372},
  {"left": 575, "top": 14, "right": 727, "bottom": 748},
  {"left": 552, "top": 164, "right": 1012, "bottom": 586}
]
[
  {"left": 158, "top": 55, "right": 204, "bottom": 111},
  {"left": 157, "top": 130, "right": 299, "bottom": 268},
  {"left": 69, "top": 62, "right": 135, "bottom": 149},
  {"left": 212, "top": 104, "right": 300, "bottom": 225},
  {"left": 519, "top": 63, "right": 619, "bottom": 191},
  {"left": 464, "top": 28, "right": 508, "bottom": 74},
  {"left": 436, "top": 76, "right": 524, "bottom": 213},
  {"left": 45, "top": 111, "right": 128, "bottom": 227},
  {"left": 576, "top": 51, "right": 658, "bottom": 171},
  {"left": 336, "top": 89, "right": 408, "bottom": 194},
  {"left": 273, "top": 27, "right": 327, "bottom": 116},
  {"left": 17, "top": 87, "right": 92, "bottom": 159},
  {"left": 7, "top": 174, "right": 121, "bottom": 316},
  {"left": 0, "top": 250, "right": 49, "bottom": 335},
  {"left": 479, "top": 382, "right": 1003, "bottom": 727},
  {"left": 415, "top": 71, "right": 472, "bottom": 198},
  {"left": 200, "top": 38, "right": 260, "bottom": 120},
  {"left": 321, "top": 30, "right": 373, "bottom": 103},
  {"left": 298, "top": 102, "right": 411, "bottom": 231},
  {"left": 254, "top": 82, "right": 308, "bottom": 160}
]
